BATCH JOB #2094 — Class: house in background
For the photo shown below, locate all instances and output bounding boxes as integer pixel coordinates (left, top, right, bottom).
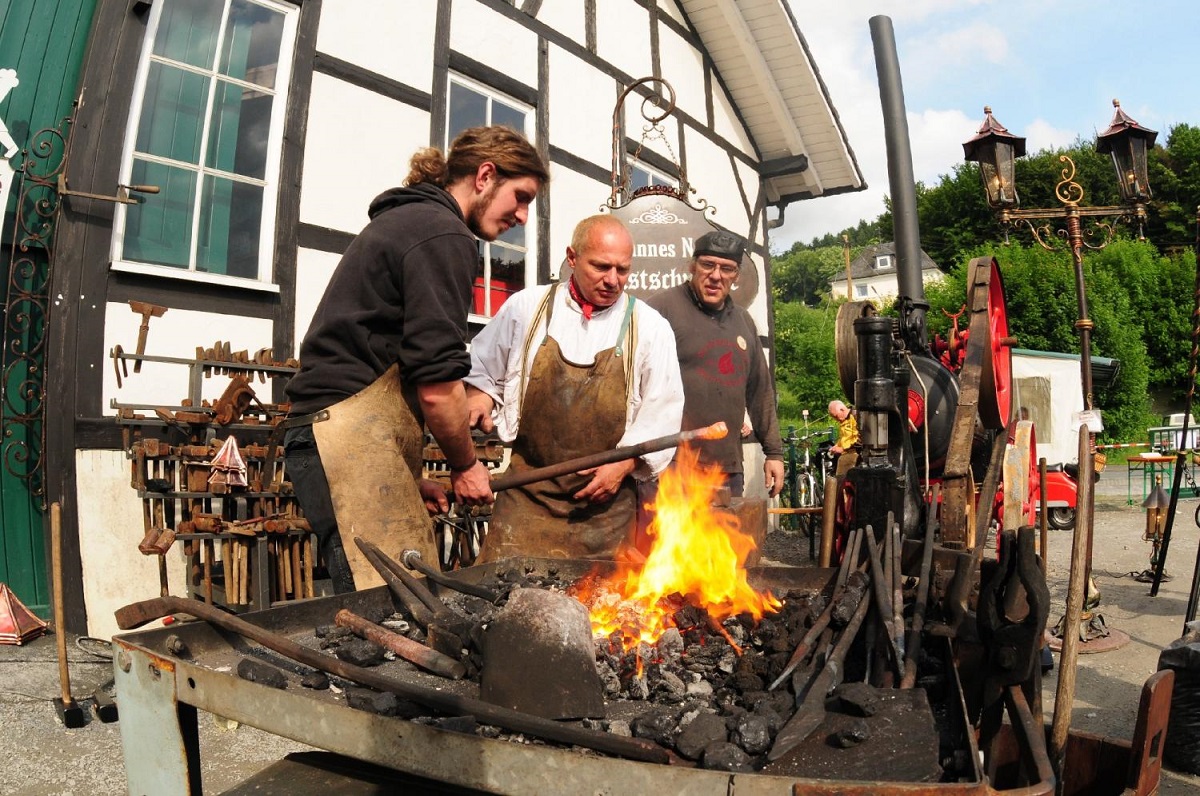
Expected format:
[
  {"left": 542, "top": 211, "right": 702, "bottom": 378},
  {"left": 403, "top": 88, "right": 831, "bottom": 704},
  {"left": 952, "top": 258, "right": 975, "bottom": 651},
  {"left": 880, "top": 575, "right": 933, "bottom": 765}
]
[
  {"left": 0, "top": 0, "right": 865, "bottom": 635},
  {"left": 830, "top": 241, "right": 942, "bottom": 302}
]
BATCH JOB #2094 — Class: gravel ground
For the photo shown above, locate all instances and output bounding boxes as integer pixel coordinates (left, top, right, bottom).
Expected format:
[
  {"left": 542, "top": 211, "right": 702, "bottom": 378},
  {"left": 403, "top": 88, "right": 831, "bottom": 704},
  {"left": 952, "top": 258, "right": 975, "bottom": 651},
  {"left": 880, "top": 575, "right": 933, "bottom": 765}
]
[{"left": 2, "top": 465, "right": 1199, "bottom": 793}]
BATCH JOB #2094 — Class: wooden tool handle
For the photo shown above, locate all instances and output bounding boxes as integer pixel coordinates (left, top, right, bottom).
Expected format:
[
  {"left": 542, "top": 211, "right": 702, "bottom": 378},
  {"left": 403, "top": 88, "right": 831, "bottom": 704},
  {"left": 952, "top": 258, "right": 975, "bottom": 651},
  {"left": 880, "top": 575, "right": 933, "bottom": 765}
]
[{"left": 51, "top": 502, "right": 71, "bottom": 703}]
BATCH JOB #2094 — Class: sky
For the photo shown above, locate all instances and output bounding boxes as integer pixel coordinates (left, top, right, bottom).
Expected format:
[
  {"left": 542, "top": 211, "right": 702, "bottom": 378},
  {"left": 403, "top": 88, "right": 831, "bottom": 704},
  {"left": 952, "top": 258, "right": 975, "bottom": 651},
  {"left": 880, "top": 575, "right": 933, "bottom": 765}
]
[{"left": 773, "top": 0, "right": 1200, "bottom": 250}]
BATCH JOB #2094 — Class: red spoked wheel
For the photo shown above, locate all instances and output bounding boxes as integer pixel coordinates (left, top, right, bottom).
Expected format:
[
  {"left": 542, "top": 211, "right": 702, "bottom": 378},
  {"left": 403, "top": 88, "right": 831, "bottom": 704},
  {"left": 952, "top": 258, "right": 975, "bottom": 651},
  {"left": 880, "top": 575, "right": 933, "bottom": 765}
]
[{"left": 967, "top": 257, "right": 1014, "bottom": 431}]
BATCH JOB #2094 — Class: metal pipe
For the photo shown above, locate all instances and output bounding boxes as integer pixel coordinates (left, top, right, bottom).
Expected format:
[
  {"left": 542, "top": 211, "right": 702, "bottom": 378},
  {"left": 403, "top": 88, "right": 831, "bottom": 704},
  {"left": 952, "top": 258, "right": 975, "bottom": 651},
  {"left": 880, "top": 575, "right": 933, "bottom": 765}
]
[
  {"left": 870, "top": 15, "right": 928, "bottom": 351},
  {"left": 489, "top": 422, "right": 727, "bottom": 493}
]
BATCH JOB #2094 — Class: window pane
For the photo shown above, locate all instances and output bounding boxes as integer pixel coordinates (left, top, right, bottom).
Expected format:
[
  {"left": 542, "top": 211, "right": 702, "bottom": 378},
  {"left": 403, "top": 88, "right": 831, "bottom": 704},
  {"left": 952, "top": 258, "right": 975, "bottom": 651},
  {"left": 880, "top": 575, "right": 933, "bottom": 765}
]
[
  {"left": 448, "top": 83, "right": 486, "bottom": 140},
  {"left": 136, "top": 62, "right": 210, "bottom": 163},
  {"left": 487, "top": 244, "right": 526, "bottom": 315},
  {"left": 206, "top": 78, "right": 271, "bottom": 178},
  {"left": 630, "top": 166, "right": 650, "bottom": 191},
  {"left": 153, "top": 0, "right": 222, "bottom": 69},
  {"left": 197, "top": 175, "right": 262, "bottom": 278},
  {"left": 492, "top": 100, "right": 525, "bottom": 132},
  {"left": 496, "top": 222, "right": 525, "bottom": 249},
  {"left": 124, "top": 159, "right": 196, "bottom": 267},
  {"left": 220, "top": 0, "right": 284, "bottom": 88}
]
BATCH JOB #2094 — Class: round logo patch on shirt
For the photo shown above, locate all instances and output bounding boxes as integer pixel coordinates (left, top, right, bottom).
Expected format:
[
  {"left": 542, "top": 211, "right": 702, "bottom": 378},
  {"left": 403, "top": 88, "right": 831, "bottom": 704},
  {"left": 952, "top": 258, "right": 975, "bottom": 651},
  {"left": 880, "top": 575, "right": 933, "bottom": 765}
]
[{"left": 736, "top": 336, "right": 747, "bottom": 351}]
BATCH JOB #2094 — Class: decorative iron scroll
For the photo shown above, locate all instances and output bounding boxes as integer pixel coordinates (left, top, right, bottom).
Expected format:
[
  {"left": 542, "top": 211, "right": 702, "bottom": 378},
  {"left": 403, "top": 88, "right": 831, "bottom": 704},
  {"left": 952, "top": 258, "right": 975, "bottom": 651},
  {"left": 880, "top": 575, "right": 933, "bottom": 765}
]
[
  {"left": 607, "top": 76, "right": 714, "bottom": 215},
  {"left": 2, "top": 114, "right": 70, "bottom": 510}
]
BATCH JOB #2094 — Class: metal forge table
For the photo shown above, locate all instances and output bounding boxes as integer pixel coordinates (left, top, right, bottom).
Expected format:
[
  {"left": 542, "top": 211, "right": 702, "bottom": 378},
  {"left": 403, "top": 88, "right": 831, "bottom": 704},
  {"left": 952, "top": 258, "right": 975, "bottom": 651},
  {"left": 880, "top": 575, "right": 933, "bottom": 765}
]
[{"left": 112, "top": 558, "right": 1164, "bottom": 795}]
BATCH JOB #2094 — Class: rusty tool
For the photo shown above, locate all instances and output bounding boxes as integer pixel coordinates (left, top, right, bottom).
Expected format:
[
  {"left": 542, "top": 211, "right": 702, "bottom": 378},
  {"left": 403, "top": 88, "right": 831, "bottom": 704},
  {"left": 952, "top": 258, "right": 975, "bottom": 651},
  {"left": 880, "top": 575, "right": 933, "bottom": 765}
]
[
  {"left": 114, "top": 595, "right": 670, "bottom": 764},
  {"left": 335, "top": 609, "right": 466, "bottom": 680},
  {"left": 901, "top": 484, "right": 940, "bottom": 689},
  {"left": 400, "top": 549, "right": 500, "bottom": 603},
  {"left": 768, "top": 527, "right": 860, "bottom": 691},
  {"left": 356, "top": 538, "right": 473, "bottom": 658},
  {"left": 50, "top": 503, "right": 86, "bottom": 728},
  {"left": 488, "top": 422, "right": 728, "bottom": 493},
  {"left": 768, "top": 566, "right": 872, "bottom": 760},
  {"left": 863, "top": 523, "right": 905, "bottom": 680},
  {"left": 128, "top": 300, "right": 167, "bottom": 373}
]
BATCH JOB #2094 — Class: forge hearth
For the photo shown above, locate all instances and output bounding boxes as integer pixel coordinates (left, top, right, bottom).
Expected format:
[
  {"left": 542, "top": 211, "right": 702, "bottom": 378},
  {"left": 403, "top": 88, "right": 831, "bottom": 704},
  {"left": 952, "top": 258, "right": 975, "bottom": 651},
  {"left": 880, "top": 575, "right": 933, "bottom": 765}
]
[{"left": 113, "top": 557, "right": 964, "bottom": 791}]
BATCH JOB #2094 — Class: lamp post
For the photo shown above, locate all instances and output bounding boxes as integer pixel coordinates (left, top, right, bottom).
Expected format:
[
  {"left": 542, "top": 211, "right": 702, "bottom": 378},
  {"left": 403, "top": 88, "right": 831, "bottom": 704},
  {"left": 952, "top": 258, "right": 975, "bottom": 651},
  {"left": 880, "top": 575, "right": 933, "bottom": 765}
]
[{"left": 963, "top": 100, "right": 1157, "bottom": 644}]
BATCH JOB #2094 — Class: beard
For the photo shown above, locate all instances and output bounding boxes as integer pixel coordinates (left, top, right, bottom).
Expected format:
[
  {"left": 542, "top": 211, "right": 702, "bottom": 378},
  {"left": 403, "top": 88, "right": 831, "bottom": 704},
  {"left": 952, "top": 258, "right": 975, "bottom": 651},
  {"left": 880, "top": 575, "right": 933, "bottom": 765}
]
[{"left": 465, "top": 180, "right": 501, "bottom": 241}]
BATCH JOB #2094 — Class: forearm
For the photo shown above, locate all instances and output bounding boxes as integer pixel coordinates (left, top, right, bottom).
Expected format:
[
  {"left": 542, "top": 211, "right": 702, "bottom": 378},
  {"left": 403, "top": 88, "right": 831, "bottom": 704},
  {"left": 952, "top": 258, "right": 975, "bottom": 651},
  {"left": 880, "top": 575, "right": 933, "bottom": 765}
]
[{"left": 417, "top": 381, "right": 477, "bottom": 470}]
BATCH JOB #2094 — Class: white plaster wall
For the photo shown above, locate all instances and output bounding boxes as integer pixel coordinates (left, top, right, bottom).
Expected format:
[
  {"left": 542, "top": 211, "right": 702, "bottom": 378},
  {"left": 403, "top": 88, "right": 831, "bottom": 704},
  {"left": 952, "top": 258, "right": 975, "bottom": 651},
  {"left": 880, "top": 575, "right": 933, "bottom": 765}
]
[
  {"left": 624, "top": 104, "right": 681, "bottom": 174},
  {"left": 742, "top": 252, "right": 768, "bottom": 330},
  {"left": 712, "top": 81, "right": 755, "bottom": 155},
  {"left": 659, "top": 0, "right": 688, "bottom": 27},
  {"left": 548, "top": 46, "right": 613, "bottom": 173},
  {"left": 534, "top": 1, "right": 586, "bottom": 43},
  {"left": 315, "top": 0, "right": 437, "bottom": 92},
  {"left": 450, "top": 3, "right": 539, "bottom": 88},
  {"left": 77, "top": 449, "right": 186, "bottom": 639},
  {"left": 301, "top": 72, "right": 430, "bottom": 234},
  {"left": 546, "top": 169, "right": 611, "bottom": 281},
  {"left": 655, "top": 22, "right": 707, "bottom": 124},
  {"left": 294, "top": 247, "right": 343, "bottom": 345},
  {"left": 104, "top": 304, "right": 275, "bottom": 413},
  {"left": 595, "top": 0, "right": 652, "bottom": 80}
]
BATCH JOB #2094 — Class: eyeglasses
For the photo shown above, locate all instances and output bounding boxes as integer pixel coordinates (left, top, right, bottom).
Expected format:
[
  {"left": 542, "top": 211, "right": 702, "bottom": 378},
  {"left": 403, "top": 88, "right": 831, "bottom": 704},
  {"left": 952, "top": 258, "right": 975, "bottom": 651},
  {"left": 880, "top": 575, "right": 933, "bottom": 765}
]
[{"left": 695, "top": 258, "right": 740, "bottom": 277}]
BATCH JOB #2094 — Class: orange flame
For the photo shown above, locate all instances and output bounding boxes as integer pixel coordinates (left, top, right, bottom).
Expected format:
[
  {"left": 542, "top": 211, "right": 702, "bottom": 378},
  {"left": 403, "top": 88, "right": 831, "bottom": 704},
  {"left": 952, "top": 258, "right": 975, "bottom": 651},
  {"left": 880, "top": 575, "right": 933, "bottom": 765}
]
[{"left": 574, "top": 443, "right": 782, "bottom": 651}]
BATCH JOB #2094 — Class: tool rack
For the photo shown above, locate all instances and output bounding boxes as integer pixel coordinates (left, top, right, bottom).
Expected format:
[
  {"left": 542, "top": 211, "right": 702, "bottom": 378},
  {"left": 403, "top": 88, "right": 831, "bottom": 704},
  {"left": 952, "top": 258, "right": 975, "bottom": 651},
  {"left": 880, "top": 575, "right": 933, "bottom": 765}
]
[{"left": 112, "top": 347, "right": 317, "bottom": 612}]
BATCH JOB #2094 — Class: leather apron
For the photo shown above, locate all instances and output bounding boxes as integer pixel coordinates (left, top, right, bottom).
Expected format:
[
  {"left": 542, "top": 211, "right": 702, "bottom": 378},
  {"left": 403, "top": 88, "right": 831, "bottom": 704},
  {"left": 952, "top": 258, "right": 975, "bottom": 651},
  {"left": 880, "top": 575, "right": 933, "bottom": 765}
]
[
  {"left": 478, "top": 292, "right": 637, "bottom": 562},
  {"left": 312, "top": 364, "right": 439, "bottom": 588}
]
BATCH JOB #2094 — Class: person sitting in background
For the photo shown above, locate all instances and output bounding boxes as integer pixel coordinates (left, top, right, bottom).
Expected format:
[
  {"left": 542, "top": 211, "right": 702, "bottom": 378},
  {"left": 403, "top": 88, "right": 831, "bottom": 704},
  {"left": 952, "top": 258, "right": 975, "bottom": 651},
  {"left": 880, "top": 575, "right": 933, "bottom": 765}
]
[{"left": 828, "top": 399, "right": 859, "bottom": 476}]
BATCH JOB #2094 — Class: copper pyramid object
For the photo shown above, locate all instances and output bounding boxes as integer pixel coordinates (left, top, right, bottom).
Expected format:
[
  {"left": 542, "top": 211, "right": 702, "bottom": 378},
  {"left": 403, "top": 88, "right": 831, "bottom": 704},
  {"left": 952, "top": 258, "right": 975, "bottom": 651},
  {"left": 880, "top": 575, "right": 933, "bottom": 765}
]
[{"left": 0, "top": 582, "right": 48, "bottom": 645}]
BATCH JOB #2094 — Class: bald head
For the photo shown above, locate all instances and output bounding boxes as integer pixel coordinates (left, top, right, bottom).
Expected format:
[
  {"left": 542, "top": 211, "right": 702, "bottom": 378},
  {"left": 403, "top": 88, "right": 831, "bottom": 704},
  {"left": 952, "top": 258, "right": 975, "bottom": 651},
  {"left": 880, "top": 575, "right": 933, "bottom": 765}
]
[{"left": 566, "top": 215, "right": 633, "bottom": 308}]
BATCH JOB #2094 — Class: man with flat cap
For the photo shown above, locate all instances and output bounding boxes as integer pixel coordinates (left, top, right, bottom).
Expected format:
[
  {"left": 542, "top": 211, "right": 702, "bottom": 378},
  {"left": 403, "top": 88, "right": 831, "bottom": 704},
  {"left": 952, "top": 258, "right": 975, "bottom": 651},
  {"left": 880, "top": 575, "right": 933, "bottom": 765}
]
[{"left": 648, "top": 229, "right": 784, "bottom": 498}]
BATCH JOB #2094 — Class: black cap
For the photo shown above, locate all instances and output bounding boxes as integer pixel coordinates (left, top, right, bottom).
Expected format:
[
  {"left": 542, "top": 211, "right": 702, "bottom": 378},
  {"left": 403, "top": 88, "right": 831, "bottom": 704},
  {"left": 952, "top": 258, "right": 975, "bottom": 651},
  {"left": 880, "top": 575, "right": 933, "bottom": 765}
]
[{"left": 694, "top": 230, "right": 746, "bottom": 263}]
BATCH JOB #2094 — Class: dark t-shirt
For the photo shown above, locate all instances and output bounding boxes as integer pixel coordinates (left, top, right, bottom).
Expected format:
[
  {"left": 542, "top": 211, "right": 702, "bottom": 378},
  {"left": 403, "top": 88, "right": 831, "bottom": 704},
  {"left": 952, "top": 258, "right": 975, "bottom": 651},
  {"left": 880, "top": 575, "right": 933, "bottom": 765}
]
[
  {"left": 648, "top": 282, "right": 783, "bottom": 474},
  {"left": 286, "top": 184, "right": 477, "bottom": 414}
]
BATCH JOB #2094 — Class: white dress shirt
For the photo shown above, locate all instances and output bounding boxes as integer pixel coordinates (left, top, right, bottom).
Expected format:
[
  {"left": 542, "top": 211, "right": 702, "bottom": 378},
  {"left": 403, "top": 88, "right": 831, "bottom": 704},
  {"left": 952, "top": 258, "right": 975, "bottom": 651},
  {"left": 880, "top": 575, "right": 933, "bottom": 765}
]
[{"left": 466, "top": 282, "right": 685, "bottom": 477}]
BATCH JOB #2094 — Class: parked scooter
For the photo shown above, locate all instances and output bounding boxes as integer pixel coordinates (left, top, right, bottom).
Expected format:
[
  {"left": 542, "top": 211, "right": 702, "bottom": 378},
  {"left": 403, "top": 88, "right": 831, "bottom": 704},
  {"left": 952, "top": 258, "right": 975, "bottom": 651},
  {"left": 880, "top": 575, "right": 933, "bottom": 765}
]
[{"left": 1037, "top": 462, "right": 1096, "bottom": 530}]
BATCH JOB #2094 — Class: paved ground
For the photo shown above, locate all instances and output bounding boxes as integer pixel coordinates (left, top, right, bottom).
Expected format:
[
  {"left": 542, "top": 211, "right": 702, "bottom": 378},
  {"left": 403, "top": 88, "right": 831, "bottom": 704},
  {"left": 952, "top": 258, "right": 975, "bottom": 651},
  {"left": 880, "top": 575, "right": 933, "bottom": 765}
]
[{"left": 2, "top": 465, "right": 1199, "bottom": 793}]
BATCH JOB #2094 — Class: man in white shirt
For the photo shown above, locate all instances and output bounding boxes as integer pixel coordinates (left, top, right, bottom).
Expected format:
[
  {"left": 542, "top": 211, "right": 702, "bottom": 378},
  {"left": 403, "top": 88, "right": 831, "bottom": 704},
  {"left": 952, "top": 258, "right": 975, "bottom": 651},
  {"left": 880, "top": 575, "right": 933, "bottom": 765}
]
[{"left": 465, "top": 214, "right": 684, "bottom": 561}]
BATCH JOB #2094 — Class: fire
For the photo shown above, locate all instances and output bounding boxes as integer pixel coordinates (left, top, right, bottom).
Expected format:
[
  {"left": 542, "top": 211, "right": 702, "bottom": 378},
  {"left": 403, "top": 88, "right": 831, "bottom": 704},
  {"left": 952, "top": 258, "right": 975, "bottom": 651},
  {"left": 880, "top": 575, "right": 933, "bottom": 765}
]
[{"left": 573, "top": 443, "right": 782, "bottom": 651}]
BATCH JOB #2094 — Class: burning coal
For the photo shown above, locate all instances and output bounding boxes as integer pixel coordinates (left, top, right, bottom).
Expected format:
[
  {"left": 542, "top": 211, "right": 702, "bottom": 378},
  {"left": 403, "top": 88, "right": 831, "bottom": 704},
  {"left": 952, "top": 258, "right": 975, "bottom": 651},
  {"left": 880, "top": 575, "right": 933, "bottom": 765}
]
[{"left": 571, "top": 443, "right": 782, "bottom": 651}]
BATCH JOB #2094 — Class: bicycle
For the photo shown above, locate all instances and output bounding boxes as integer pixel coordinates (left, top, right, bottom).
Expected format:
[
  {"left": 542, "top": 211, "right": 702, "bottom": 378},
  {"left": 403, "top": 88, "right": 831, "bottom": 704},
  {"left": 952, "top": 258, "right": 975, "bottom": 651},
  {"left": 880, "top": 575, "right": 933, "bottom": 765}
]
[{"left": 782, "top": 415, "right": 835, "bottom": 548}]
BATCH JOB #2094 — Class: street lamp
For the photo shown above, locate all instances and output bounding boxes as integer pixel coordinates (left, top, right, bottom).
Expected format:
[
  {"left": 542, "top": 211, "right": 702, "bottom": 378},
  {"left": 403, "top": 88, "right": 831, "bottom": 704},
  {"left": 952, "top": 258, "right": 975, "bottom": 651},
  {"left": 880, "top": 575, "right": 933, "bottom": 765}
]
[
  {"left": 1138, "top": 476, "right": 1171, "bottom": 583},
  {"left": 963, "top": 100, "right": 1157, "bottom": 647}
]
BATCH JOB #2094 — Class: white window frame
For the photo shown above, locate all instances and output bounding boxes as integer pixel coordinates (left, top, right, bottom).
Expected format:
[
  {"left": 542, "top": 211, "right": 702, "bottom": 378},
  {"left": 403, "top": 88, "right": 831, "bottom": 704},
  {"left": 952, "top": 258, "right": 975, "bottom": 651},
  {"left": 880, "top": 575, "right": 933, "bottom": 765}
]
[
  {"left": 446, "top": 74, "right": 537, "bottom": 322},
  {"left": 873, "top": 254, "right": 894, "bottom": 271},
  {"left": 110, "top": 0, "right": 299, "bottom": 292},
  {"left": 854, "top": 284, "right": 869, "bottom": 298},
  {"left": 629, "top": 159, "right": 676, "bottom": 193}
]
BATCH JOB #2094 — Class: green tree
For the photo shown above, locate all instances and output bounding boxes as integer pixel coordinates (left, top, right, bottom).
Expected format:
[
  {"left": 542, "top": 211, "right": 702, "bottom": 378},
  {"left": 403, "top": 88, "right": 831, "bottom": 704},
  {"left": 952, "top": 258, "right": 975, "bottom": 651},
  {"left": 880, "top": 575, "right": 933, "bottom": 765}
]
[
  {"left": 770, "top": 243, "right": 843, "bottom": 305},
  {"left": 772, "top": 300, "right": 844, "bottom": 426}
]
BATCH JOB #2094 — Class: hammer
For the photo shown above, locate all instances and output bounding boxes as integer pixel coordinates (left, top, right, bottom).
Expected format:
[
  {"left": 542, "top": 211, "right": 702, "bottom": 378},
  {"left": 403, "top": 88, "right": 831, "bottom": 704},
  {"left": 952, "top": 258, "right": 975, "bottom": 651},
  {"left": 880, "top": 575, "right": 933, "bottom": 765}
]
[{"left": 128, "top": 301, "right": 167, "bottom": 373}]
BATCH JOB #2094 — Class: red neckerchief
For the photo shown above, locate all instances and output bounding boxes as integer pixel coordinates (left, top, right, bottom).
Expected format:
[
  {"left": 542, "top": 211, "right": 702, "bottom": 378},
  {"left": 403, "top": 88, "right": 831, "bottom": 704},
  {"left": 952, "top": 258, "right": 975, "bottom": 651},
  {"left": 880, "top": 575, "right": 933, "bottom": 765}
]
[{"left": 567, "top": 277, "right": 596, "bottom": 320}]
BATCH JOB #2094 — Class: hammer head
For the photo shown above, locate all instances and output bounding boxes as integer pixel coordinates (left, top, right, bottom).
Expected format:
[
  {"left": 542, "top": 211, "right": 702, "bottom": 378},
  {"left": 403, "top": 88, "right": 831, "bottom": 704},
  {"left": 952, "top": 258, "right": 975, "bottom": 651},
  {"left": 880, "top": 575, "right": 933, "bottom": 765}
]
[{"left": 129, "top": 300, "right": 167, "bottom": 320}]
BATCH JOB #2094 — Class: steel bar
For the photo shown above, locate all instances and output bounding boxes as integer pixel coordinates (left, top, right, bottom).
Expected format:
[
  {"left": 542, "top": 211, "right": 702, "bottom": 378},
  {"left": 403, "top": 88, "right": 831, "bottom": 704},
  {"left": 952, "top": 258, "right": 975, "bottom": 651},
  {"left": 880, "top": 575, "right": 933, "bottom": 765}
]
[
  {"left": 114, "top": 595, "right": 670, "bottom": 765},
  {"left": 489, "top": 422, "right": 726, "bottom": 493},
  {"left": 768, "top": 529, "right": 859, "bottom": 691},
  {"left": 335, "top": 609, "right": 466, "bottom": 679},
  {"left": 400, "top": 549, "right": 500, "bottom": 602},
  {"left": 1050, "top": 425, "right": 1096, "bottom": 776},
  {"left": 357, "top": 539, "right": 447, "bottom": 617},
  {"left": 864, "top": 524, "right": 904, "bottom": 679},
  {"left": 901, "top": 484, "right": 939, "bottom": 688},
  {"left": 769, "top": 577, "right": 872, "bottom": 760},
  {"left": 354, "top": 538, "right": 436, "bottom": 629}
]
